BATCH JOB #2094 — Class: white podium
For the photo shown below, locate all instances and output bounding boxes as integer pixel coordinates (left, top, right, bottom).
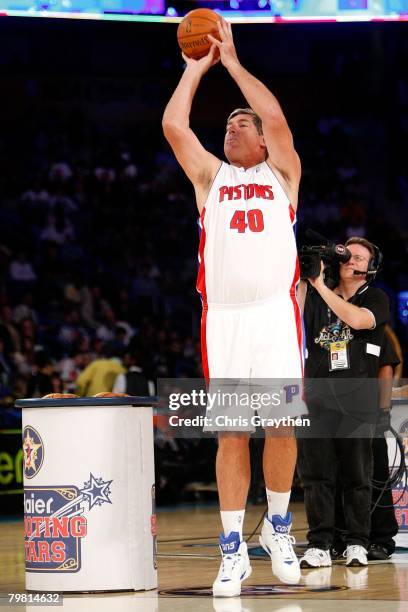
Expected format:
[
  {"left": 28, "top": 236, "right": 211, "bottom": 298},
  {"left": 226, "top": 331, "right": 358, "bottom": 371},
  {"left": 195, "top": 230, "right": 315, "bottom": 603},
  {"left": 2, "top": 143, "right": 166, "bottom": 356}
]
[{"left": 17, "top": 397, "right": 157, "bottom": 592}]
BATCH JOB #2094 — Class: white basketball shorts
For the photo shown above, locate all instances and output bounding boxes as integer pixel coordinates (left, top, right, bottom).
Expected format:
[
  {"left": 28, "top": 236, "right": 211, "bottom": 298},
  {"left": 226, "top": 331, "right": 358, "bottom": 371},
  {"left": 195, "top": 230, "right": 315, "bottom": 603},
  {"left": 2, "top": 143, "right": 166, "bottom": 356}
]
[{"left": 200, "top": 295, "right": 306, "bottom": 431}]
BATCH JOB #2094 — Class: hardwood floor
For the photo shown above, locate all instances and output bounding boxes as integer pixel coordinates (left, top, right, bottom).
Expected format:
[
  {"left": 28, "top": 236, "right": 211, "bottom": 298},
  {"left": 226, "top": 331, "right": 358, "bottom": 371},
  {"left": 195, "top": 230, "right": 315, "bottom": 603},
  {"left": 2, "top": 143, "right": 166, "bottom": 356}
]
[{"left": 1, "top": 502, "right": 407, "bottom": 611}]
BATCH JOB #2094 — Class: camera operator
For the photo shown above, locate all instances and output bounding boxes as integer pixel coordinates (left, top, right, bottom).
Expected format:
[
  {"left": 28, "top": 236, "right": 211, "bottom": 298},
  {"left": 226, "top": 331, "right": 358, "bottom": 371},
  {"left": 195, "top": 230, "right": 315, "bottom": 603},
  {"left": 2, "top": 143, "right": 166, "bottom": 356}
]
[{"left": 297, "top": 236, "right": 390, "bottom": 568}]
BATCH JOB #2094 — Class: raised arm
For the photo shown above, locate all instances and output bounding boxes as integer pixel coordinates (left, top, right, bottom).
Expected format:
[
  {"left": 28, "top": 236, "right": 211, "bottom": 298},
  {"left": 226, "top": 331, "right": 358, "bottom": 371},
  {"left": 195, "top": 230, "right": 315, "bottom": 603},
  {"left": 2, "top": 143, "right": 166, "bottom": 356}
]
[
  {"left": 209, "top": 19, "right": 301, "bottom": 207},
  {"left": 308, "top": 263, "right": 380, "bottom": 330},
  {"left": 162, "top": 47, "right": 222, "bottom": 213}
]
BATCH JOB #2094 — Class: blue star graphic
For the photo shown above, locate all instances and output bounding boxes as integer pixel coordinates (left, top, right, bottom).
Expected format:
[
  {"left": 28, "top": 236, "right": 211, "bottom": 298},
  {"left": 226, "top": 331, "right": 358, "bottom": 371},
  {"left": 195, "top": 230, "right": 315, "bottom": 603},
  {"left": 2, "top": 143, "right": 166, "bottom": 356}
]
[{"left": 80, "top": 473, "right": 113, "bottom": 510}]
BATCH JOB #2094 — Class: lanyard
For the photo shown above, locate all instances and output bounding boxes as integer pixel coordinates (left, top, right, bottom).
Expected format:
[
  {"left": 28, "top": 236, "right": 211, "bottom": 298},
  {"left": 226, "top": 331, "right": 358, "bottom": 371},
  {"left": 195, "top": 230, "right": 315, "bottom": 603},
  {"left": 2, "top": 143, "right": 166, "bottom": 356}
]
[{"left": 327, "top": 306, "right": 337, "bottom": 327}]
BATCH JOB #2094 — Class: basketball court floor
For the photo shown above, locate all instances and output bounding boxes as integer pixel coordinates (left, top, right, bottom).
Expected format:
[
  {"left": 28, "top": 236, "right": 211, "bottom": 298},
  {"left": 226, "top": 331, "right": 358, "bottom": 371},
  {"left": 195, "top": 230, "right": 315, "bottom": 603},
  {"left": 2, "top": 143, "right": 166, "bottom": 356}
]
[{"left": 2, "top": 502, "right": 408, "bottom": 611}]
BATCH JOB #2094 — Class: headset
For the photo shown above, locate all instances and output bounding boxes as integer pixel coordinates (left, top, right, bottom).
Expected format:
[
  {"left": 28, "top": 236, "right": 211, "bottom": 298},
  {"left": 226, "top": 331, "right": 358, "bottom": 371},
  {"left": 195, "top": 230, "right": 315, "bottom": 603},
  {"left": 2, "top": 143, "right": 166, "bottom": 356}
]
[
  {"left": 345, "top": 239, "right": 383, "bottom": 282},
  {"left": 367, "top": 242, "right": 383, "bottom": 278}
]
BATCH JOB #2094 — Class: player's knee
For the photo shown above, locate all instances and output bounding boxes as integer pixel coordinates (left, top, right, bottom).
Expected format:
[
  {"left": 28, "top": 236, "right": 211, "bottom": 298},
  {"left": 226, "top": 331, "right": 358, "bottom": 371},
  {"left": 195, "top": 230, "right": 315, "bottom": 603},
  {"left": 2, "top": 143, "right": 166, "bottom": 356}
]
[{"left": 218, "top": 432, "right": 250, "bottom": 451}]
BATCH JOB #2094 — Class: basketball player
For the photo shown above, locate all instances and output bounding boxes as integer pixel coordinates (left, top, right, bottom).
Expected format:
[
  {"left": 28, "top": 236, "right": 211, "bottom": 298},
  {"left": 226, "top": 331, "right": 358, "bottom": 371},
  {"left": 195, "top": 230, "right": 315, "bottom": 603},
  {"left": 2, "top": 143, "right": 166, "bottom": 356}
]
[{"left": 163, "top": 18, "right": 303, "bottom": 596}]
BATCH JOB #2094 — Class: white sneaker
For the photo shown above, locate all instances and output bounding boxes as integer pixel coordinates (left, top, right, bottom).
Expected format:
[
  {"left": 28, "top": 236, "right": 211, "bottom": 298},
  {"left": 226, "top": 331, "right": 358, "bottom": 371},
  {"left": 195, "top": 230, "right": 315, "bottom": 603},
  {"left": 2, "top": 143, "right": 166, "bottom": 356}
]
[
  {"left": 344, "top": 545, "right": 368, "bottom": 567},
  {"left": 259, "top": 512, "right": 301, "bottom": 584},
  {"left": 299, "top": 547, "right": 332, "bottom": 568},
  {"left": 213, "top": 531, "right": 252, "bottom": 597}
]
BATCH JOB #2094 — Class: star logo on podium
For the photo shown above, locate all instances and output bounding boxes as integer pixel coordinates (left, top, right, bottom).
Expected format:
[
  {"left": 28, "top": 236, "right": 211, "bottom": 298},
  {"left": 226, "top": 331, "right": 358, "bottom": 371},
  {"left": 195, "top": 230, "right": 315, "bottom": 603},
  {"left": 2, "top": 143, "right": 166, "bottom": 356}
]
[
  {"left": 81, "top": 473, "right": 113, "bottom": 510},
  {"left": 23, "top": 426, "right": 44, "bottom": 477}
]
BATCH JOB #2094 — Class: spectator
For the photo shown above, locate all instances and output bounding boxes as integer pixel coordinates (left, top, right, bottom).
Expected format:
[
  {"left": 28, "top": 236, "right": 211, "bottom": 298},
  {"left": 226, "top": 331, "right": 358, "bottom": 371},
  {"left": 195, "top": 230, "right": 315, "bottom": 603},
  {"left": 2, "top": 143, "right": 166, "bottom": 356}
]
[
  {"left": 76, "top": 356, "right": 126, "bottom": 396},
  {"left": 13, "top": 293, "right": 38, "bottom": 326},
  {"left": 112, "top": 350, "right": 155, "bottom": 396},
  {"left": 96, "top": 307, "right": 118, "bottom": 343},
  {"left": 49, "top": 161, "right": 73, "bottom": 182},
  {"left": 58, "top": 349, "right": 91, "bottom": 393},
  {"left": 0, "top": 337, "right": 13, "bottom": 392},
  {"left": 26, "top": 351, "right": 59, "bottom": 398},
  {"left": 9, "top": 252, "right": 37, "bottom": 283},
  {"left": 63, "top": 274, "right": 96, "bottom": 328},
  {"left": 58, "top": 309, "right": 88, "bottom": 351},
  {"left": 40, "top": 212, "right": 75, "bottom": 245},
  {"left": 14, "top": 337, "right": 36, "bottom": 377},
  {"left": 0, "top": 305, "right": 21, "bottom": 354},
  {"left": 21, "top": 180, "right": 50, "bottom": 207}
]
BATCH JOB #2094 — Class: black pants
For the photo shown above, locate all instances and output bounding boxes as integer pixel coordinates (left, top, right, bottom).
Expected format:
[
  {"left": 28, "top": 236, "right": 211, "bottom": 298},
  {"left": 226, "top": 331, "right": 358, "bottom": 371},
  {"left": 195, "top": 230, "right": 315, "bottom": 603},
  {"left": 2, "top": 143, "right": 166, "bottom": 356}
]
[
  {"left": 297, "top": 410, "right": 374, "bottom": 550},
  {"left": 333, "top": 436, "right": 399, "bottom": 554}
]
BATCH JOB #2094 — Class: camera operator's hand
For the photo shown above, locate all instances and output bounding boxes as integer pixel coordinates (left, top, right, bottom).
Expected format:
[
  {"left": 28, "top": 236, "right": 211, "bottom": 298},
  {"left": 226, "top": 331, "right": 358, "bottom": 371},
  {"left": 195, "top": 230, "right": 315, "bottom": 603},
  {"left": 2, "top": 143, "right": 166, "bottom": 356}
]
[
  {"left": 376, "top": 408, "right": 391, "bottom": 436},
  {"left": 308, "top": 260, "right": 325, "bottom": 290}
]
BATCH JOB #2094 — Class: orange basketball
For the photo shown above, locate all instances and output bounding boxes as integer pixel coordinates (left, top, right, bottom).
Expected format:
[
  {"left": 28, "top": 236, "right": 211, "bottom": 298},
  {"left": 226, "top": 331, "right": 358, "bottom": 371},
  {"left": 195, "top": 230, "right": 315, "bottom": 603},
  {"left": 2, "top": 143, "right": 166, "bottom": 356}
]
[
  {"left": 177, "top": 8, "right": 222, "bottom": 60},
  {"left": 93, "top": 392, "right": 130, "bottom": 398},
  {"left": 42, "top": 393, "right": 79, "bottom": 399}
]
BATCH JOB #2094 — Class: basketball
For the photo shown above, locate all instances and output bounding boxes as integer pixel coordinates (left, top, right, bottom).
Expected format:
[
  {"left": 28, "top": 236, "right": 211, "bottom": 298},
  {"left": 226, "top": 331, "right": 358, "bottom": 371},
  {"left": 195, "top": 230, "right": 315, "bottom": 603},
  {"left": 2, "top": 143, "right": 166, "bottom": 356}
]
[
  {"left": 177, "top": 8, "right": 222, "bottom": 60},
  {"left": 42, "top": 393, "right": 79, "bottom": 398},
  {"left": 93, "top": 392, "right": 130, "bottom": 397}
]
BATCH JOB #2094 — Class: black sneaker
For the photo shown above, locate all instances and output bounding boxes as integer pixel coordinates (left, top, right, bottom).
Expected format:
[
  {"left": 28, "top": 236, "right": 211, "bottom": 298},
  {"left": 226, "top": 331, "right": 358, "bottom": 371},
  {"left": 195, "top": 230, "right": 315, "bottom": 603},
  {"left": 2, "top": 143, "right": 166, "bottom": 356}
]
[
  {"left": 330, "top": 546, "right": 345, "bottom": 561},
  {"left": 367, "top": 544, "right": 391, "bottom": 561}
]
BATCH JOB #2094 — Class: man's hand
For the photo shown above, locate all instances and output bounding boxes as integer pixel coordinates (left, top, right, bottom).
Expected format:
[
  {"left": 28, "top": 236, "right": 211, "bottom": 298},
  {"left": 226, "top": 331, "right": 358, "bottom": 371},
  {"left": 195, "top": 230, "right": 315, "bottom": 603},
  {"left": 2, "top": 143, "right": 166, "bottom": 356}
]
[
  {"left": 207, "top": 18, "right": 240, "bottom": 72},
  {"left": 182, "top": 44, "right": 220, "bottom": 77},
  {"left": 376, "top": 408, "right": 392, "bottom": 436},
  {"left": 308, "top": 260, "right": 325, "bottom": 291}
]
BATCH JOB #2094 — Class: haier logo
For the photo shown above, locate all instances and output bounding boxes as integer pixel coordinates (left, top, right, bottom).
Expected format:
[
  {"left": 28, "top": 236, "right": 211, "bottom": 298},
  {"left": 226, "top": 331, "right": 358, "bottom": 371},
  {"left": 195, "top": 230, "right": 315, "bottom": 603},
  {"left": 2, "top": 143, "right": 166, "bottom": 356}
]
[{"left": 24, "top": 473, "right": 113, "bottom": 573}]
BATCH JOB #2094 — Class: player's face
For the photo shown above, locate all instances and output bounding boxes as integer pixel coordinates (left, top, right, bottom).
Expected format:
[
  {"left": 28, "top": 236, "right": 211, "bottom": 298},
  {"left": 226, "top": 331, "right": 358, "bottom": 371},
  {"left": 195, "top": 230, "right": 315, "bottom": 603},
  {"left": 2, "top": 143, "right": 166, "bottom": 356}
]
[
  {"left": 224, "top": 114, "right": 266, "bottom": 164},
  {"left": 340, "top": 243, "right": 371, "bottom": 280}
]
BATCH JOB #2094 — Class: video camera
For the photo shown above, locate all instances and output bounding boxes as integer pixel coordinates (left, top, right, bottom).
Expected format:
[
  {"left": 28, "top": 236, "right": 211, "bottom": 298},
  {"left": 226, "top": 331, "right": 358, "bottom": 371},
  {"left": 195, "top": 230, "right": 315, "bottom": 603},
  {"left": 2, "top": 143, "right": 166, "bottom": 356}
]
[{"left": 299, "top": 230, "right": 351, "bottom": 287}]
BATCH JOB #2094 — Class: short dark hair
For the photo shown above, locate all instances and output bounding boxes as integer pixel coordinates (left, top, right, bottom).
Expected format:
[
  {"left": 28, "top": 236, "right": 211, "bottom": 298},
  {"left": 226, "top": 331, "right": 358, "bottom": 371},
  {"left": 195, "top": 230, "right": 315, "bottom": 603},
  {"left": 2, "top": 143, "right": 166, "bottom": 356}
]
[
  {"left": 345, "top": 236, "right": 376, "bottom": 259},
  {"left": 227, "top": 108, "right": 263, "bottom": 135}
]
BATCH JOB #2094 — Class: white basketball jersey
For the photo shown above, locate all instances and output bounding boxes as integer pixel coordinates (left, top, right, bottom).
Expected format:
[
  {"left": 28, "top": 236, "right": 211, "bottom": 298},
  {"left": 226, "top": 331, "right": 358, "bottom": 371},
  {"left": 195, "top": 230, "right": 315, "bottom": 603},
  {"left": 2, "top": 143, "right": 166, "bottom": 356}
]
[{"left": 197, "top": 161, "right": 299, "bottom": 305}]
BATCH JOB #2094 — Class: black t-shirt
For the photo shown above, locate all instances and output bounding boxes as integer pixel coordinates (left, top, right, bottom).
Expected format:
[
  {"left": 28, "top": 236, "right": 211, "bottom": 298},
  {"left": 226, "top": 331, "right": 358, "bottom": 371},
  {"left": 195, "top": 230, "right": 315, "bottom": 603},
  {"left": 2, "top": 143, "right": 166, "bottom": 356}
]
[{"left": 304, "top": 284, "right": 390, "bottom": 380}]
